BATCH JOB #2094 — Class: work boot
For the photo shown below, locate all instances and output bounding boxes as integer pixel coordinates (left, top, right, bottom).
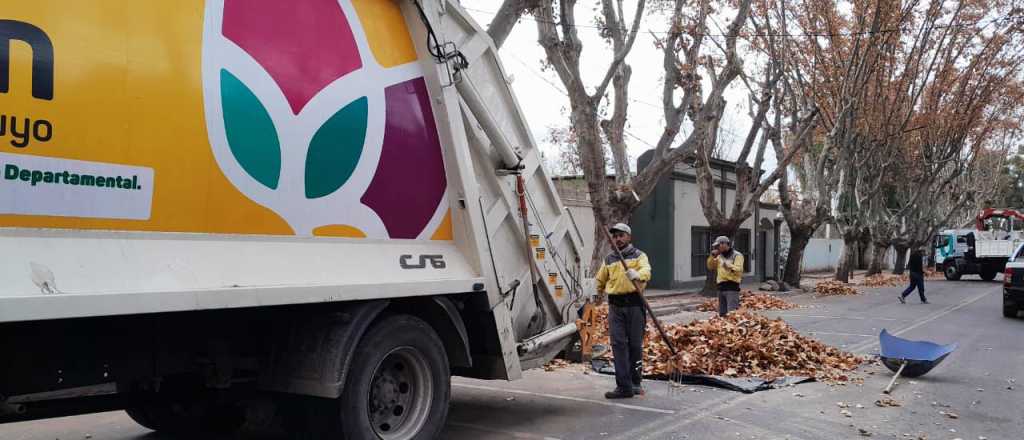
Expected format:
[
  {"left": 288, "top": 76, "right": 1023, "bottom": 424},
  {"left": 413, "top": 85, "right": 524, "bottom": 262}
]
[
  {"left": 898, "top": 296, "right": 906, "bottom": 304},
  {"left": 604, "top": 388, "right": 634, "bottom": 399},
  {"left": 632, "top": 385, "right": 645, "bottom": 396}
]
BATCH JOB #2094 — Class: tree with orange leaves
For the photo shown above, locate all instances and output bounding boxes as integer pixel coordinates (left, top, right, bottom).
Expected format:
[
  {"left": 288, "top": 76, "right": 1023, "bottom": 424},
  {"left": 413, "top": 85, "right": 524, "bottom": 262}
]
[{"left": 777, "top": 0, "right": 1024, "bottom": 282}]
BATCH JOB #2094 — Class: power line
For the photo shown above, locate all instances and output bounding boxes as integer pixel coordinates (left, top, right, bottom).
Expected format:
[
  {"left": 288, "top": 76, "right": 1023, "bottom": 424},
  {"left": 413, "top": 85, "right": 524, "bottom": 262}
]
[
  {"left": 462, "top": 6, "right": 1018, "bottom": 39},
  {"left": 506, "top": 52, "right": 663, "bottom": 110}
]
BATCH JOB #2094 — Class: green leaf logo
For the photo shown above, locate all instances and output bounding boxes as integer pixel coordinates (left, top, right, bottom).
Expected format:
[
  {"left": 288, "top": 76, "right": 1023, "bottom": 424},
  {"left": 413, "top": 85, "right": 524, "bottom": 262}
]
[
  {"left": 220, "top": 69, "right": 282, "bottom": 190},
  {"left": 304, "top": 97, "right": 368, "bottom": 199}
]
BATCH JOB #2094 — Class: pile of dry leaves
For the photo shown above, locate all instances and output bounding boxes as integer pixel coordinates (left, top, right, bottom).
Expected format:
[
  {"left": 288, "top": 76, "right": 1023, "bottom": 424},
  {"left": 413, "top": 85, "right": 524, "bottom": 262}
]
[
  {"left": 861, "top": 274, "right": 904, "bottom": 287},
  {"left": 815, "top": 280, "right": 859, "bottom": 296},
  {"left": 588, "top": 305, "right": 863, "bottom": 382},
  {"left": 861, "top": 270, "right": 943, "bottom": 287},
  {"left": 695, "top": 292, "right": 800, "bottom": 312},
  {"left": 643, "top": 312, "right": 863, "bottom": 381}
]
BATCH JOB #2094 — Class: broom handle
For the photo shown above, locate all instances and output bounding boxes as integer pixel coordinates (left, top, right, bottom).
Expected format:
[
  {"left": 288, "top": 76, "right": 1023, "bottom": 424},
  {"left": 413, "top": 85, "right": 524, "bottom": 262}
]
[
  {"left": 883, "top": 361, "right": 906, "bottom": 394},
  {"left": 603, "top": 229, "right": 678, "bottom": 357}
]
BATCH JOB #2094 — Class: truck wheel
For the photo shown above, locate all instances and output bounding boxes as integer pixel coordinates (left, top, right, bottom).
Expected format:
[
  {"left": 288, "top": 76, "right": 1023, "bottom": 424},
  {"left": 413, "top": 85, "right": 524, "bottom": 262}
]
[
  {"left": 944, "top": 263, "right": 961, "bottom": 281},
  {"left": 296, "top": 314, "right": 450, "bottom": 440},
  {"left": 981, "top": 270, "right": 998, "bottom": 281}
]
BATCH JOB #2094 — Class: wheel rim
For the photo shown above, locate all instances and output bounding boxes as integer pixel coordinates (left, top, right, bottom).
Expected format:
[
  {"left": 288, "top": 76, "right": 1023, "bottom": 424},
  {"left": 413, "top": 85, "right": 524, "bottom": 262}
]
[
  {"left": 368, "top": 346, "right": 433, "bottom": 439},
  {"left": 945, "top": 266, "right": 956, "bottom": 278}
]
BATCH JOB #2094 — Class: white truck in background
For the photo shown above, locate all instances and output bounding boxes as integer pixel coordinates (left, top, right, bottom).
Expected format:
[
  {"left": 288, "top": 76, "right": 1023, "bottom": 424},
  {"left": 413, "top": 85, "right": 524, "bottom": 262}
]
[
  {"left": 0, "top": 1, "right": 587, "bottom": 438},
  {"left": 934, "top": 209, "right": 1024, "bottom": 281}
]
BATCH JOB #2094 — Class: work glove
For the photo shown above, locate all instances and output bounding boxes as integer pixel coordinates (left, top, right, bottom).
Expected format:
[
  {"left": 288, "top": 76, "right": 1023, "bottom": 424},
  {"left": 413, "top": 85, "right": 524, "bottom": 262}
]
[{"left": 626, "top": 269, "right": 641, "bottom": 281}]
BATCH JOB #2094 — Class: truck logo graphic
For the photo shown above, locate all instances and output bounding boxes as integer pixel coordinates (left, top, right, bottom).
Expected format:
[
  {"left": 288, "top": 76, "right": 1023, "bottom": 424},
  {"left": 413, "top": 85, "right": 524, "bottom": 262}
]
[
  {"left": 0, "top": 20, "right": 54, "bottom": 100},
  {"left": 399, "top": 254, "right": 446, "bottom": 270},
  {"left": 200, "top": 0, "right": 449, "bottom": 239}
]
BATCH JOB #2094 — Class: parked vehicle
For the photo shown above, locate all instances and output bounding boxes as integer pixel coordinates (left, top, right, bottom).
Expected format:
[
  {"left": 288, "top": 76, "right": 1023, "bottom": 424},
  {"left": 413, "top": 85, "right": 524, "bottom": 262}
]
[
  {"left": 0, "top": 1, "right": 587, "bottom": 438},
  {"left": 934, "top": 209, "right": 1024, "bottom": 281},
  {"left": 1004, "top": 244, "right": 1024, "bottom": 318}
]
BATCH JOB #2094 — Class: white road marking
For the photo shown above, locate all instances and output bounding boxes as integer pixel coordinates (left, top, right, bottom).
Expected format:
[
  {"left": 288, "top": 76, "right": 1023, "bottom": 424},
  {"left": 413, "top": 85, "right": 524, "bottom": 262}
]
[
  {"left": 849, "top": 288, "right": 994, "bottom": 354},
  {"left": 807, "top": 331, "right": 876, "bottom": 337},
  {"left": 616, "top": 286, "right": 996, "bottom": 439},
  {"left": 452, "top": 383, "right": 676, "bottom": 414}
]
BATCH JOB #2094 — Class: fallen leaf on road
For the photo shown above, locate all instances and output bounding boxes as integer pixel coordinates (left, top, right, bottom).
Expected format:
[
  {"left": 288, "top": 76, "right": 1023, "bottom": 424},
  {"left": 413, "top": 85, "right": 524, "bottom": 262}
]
[
  {"left": 939, "top": 411, "right": 959, "bottom": 419},
  {"left": 875, "top": 398, "right": 902, "bottom": 407},
  {"left": 858, "top": 428, "right": 873, "bottom": 437},
  {"left": 841, "top": 409, "right": 853, "bottom": 417}
]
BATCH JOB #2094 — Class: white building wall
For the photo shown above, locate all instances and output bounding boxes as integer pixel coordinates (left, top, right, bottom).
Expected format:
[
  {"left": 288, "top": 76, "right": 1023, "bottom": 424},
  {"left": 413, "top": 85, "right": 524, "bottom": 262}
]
[
  {"left": 556, "top": 176, "right": 780, "bottom": 286},
  {"left": 673, "top": 179, "right": 776, "bottom": 283},
  {"left": 803, "top": 238, "right": 844, "bottom": 272}
]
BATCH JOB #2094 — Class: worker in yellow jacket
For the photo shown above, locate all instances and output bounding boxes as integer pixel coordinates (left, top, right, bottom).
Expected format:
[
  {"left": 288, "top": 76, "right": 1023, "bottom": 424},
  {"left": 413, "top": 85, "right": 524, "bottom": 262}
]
[
  {"left": 707, "top": 235, "right": 744, "bottom": 316},
  {"left": 596, "top": 223, "right": 651, "bottom": 399}
]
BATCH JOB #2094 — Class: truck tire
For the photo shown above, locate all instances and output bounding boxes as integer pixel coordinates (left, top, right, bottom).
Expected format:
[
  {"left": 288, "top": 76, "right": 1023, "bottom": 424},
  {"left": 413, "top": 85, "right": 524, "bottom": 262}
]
[
  {"left": 944, "top": 263, "right": 961, "bottom": 281},
  {"left": 295, "top": 314, "right": 451, "bottom": 440}
]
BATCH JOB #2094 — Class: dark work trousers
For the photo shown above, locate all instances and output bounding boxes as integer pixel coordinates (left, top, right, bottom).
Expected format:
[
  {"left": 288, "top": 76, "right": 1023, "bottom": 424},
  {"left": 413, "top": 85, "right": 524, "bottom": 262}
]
[
  {"left": 718, "top": 281, "right": 741, "bottom": 317},
  {"left": 901, "top": 272, "right": 927, "bottom": 302},
  {"left": 608, "top": 296, "right": 646, "bottom": 391}
]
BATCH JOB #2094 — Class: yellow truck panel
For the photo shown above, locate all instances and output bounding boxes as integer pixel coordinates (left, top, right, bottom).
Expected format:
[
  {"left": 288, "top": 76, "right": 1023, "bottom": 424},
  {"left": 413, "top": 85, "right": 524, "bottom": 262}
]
[{"left": 1, "top": 0, "right": 452, "bottom": 239}]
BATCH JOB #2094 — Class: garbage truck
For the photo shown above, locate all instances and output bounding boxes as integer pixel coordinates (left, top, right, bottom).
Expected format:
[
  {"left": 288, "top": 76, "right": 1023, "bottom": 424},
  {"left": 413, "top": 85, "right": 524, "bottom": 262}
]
[
  {"left": 0, "top": 1, "right": 588, "bottom": 438},
  {"left": 933, "top": 208, "right": 1024, "bottom": 281}
]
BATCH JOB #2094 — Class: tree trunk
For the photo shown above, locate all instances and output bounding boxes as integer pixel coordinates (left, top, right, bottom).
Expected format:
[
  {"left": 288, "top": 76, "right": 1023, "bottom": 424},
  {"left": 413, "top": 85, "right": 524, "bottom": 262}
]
[
  {"left": 835, "top": 234, "right": 859, "bottom": 283},
  {"left": 783, "top": 230, "right": 812, "bottom": 289},
  {"left": 892, "top": 245, "right": 909, "bottom": 275},
  {"left": 866, "top": 243, "right": 888, "bottom": 276},
  {"left": 857, "top": 239, "right": 871, "bottom": 270}
]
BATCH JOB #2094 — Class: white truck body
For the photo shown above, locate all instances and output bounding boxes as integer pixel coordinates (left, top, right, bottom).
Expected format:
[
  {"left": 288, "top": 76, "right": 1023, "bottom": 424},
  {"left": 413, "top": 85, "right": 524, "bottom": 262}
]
[{"left": 0, "top": 1, "right": 588, "bottom": 434}]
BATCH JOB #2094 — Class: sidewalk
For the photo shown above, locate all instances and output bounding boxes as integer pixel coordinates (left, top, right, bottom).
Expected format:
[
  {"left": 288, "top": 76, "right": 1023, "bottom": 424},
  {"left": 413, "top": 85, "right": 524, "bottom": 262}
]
[{"left": 644, "top": 280, "right": 766, "bottom": 299}]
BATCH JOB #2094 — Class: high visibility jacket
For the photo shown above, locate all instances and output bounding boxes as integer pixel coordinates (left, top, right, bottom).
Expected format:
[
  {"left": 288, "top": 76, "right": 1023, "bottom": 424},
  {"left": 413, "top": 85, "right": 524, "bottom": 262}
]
[
  {"left": 707, "top": 251, "right": 744, "bottom": 284},
  {"left": 596, "top": 246, "right": 651, "bottom": 295}
]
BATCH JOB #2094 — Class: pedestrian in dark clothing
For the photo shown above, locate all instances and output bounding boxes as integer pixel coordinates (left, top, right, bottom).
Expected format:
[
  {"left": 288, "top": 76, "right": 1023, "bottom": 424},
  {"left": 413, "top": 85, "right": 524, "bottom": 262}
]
[
  {"left": 899, "top": 249, "right": 929, "bottom": 304},
  {"left": 596, "top": 223, "right": 652, "bottom": 399}
]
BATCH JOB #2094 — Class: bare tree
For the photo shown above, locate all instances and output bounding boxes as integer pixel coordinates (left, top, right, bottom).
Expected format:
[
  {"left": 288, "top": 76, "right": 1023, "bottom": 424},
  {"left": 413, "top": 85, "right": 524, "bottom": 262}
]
[
  {"left": 763, "top": 0, "right": 837, "bottom": 289},
  {"left": 529, "top": 0, "right": 650, "bottom": 269},
  {"left": 529, "top": 0, "right": 799, "bottom": 270}
]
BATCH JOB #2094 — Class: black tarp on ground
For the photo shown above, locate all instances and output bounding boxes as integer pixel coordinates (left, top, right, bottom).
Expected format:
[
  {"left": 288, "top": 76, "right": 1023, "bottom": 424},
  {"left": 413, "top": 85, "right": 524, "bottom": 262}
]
[{"left": 590, "top": 358, "right": 813, "bottom": 393}]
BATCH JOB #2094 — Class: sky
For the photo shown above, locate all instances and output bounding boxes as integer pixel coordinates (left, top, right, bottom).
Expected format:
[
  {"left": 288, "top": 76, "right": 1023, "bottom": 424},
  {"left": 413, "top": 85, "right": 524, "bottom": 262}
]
[{"left": 459, "top": 0, "right": 775, "bottom": 175}]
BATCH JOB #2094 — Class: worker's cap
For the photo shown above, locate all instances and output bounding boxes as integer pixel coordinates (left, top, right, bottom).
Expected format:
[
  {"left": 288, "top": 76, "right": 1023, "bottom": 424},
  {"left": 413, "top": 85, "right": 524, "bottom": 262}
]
[
  {"left": 609, "top": 223, "right": 632, "bottom": 235},
  {"left": 713, "top": 236, "right": 731, "bottom": 246}
]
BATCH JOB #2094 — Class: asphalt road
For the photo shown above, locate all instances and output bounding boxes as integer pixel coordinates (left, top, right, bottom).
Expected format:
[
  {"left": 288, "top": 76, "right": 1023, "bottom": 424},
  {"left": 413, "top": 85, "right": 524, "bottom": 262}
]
[{"left": 1, "top": 278, "right": 1020, "bottom": 440}]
